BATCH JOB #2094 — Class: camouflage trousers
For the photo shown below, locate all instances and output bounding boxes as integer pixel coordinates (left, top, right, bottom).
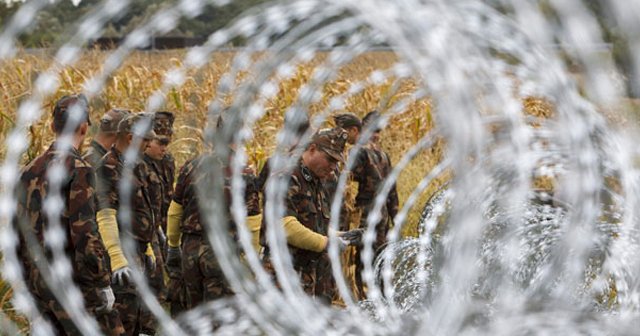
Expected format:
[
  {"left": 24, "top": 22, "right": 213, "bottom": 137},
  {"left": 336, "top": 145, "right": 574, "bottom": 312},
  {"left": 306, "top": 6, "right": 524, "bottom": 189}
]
[
  {"left": 166, "top": 275, "right": 189, "bottom": 317},
  {"left": 136, "top": 233, "right": 167, "bottom": 333},
  {"left": 25, "top": 264, "right": 125, "bottom": 335},
  {"left": 353, "top": 208, "right": 391, "bottom": 300},
  {"left": 112, "top": 245, "right": 156, "bottom": 336},
  {"left": 262, "top": 251, "right": 336, "bottom": 304},
  {"left": 182, "top": 233, "right": 234, "bottom": 309}
]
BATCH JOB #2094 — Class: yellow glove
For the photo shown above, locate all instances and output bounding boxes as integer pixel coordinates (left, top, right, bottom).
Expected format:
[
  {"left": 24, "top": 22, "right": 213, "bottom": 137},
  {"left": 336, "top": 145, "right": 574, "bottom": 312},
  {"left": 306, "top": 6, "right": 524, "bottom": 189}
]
[
  {"left": 246, "top": 214, "right": 262, "bottom": 253},
  {"left": 97, "top": 209, "right": 129, "bottom": 271},
  {"left": 167, "top": 201, "right": 184, "bottom": 248},
  {"left": 281, "top": 216, "right": 327, "bottom": 252},
  {"left": 145, "top": 243, "right": 155, "bottom": 264}
]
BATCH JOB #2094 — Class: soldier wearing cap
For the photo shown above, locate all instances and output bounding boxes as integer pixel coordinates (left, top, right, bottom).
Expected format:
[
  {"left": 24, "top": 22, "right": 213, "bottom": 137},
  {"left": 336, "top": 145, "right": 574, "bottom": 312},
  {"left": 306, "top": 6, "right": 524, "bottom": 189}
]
[
  {"left": 95, "top": 113, "right": 159, "bottom": 336},
  {"left": 328, "top": 113, "right": 363, "bottom": 231},
  {"left": 14, "top": 94, "right": 124, "bottom": 335},
  {"left": 83, "top": 108, "right": 131, "bottom": 168},
  {"left": 142, "top": 111, "right": 186, "bottom": 316},
  {"left": 333, "top": 113, "right": 362, "bottom": 145},
  {"left": 165, "top": 118, "right": 261, "bottom": 309},
  {"left": 256, "top": 116, "right": 310, "bottom": 252},
  {"left": 351, "top": 110, "right": 399, "bottom": 300},
  {"left": 259, "top": 127, "right": 363, "bottom": 303}
]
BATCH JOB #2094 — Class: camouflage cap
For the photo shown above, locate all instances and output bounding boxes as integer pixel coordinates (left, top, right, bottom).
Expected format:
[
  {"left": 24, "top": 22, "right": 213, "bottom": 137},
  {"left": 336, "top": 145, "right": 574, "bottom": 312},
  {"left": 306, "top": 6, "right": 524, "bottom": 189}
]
[
  {"left": 99, "top": 108, "right": 131, "bottom": 133},
  {"left": 118, "top": 112, "right": 156, "bottom": 140},
  {"left": 52, "top": 94, "right": 91, "bottom": 132},
  {"left": 153, "top": 111, "right": 175, "bottom": 138},
  {"left": 333, "top": 113, "right": 361, "bottom": 130},
  {"left": 362, "top": 110, "right": 383, "bottom": 132},
  {"left": 312, "top": 127, "right": 348, "bottom": 162}
]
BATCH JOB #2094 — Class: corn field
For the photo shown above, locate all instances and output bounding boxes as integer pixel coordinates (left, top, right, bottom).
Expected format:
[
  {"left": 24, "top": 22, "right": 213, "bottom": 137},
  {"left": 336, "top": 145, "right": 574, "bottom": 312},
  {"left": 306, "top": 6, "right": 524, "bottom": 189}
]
[{"left": 0, "top": 49, "right": 568, "bottom": 330}]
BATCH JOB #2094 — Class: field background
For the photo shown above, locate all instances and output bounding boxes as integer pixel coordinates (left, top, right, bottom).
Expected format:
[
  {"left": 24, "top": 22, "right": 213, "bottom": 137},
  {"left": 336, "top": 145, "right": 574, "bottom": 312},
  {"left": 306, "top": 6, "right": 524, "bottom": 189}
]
[
  {"left": 4, "top": 49, "right": 635, "bottom": 328},
  {"left": 1, "top": 50, "right": 447, "bottom": 234}
]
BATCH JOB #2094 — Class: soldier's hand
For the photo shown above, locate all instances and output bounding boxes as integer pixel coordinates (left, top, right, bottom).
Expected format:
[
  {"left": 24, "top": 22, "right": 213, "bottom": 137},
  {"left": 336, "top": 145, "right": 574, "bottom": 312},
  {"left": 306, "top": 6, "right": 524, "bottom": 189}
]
[
  {"left": 158, "top": 227, "right": 167, "bottom": 250},
  {"left": 326, "top": 236, "right": 350, "bottom": 252},
  {"left": 144, "top": 243, "right": 156, "bottom": 273},
  {"left": 339, "top": 228, "right": 364, "bottom": 246},
  {"left": 96, "top": 286, "right": 116, "bottom": 313},
  {"left": 144, "top": 254, "right": 156, "bottom": 273},
  {"left": 166, "top": 246, "right": 182, "bottom": 277},
  {"left": 112, "top": 266, "right": 132, "bottom": 287}
]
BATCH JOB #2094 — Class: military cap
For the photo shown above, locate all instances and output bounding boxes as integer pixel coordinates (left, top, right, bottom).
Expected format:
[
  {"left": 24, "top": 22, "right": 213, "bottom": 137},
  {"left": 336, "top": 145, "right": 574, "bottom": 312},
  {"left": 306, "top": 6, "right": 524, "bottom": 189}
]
[
  {"left": 362, "top": 110, "right": 383, "bottom": 131},
  {"left": 52, "top": 94, "right": 91, "bottom": 133},
  {"left": 99, "top": 108, "right": 131, "bottom": 133},
  {"left": 153, "top": 111, "right": 175, "bottom": 139},
  {"left": 333, "top": 113, "right": 362, "bottom": 130},
  {"left": 118, "top": 112, "right": 156, "bottom": 140},
  {"left": 312, "top": 127, "right": 348, "bottom": 163}
]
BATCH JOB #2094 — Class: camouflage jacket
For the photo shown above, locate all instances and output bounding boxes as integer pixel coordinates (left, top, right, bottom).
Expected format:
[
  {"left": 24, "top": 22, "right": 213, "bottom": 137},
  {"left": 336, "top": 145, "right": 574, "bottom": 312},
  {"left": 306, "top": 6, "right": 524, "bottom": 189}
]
[
  {"left": 283, "top": 160, "right": 331, "bottom": 267},
  {"left": 96, "top": 147, "right": 158, "bottom": 244},
  {"left": 15, "top": 143, "right": 111, "bottom": 289},
  {"left": 82, "top": 140, "right": 108, "bottom": 169},
  {"left": 143, "top": 153, "right": 175, "bottom": 233},
  {"left": 353, "top": 143, "right": 399, "bottom": 223},
  {"left": 174, "top": 155, "right": 260, "bottom": 236}
]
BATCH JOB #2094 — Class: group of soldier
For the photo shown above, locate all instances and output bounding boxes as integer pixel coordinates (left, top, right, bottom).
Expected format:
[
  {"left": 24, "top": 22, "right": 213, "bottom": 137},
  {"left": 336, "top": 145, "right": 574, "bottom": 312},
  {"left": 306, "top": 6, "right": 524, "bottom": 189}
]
[{"left": 13, "top": 93, "right": 398, "bottom": 335}]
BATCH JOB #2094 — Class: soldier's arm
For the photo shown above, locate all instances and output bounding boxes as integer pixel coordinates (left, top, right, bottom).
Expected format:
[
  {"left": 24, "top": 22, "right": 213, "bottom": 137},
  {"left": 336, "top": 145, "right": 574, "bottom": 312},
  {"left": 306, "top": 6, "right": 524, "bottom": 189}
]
[
  {"left": 167, "top": 201, "right": 183, "bottom": 248},
  {"left": 167, "top": 159, "right": 191, "bottom": 248},
  {"left": 282, "top": 174, "right": 327, "bottom": 252},
  {"left": 95, "top": 161, "right": 128, "bottom": 271},
  {"left": 67, "top": 165, "right": 111, "bottom": 288}
]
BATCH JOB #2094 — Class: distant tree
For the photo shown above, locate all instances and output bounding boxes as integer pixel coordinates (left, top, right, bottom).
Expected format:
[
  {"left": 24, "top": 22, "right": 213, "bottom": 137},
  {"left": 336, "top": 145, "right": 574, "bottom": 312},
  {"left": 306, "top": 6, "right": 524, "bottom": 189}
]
[{"left": 0, "top": 0, "right": 270, "bottom": 47}]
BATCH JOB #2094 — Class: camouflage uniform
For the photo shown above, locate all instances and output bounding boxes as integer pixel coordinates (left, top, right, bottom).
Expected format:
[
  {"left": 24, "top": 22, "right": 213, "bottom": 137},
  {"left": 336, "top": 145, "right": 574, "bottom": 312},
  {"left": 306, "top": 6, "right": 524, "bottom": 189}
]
[
  {"left": 260, "top": 128, "right": 348, "bottom": 304},
  {"left": 140, "top": 153, "right": 167, "bottom": 327},
  {"left": 174, "top": 156, "right": 260, "bottom": 308},
  {"left": 96, "top": 146, "right": 158, "bottom": 335},
  {"left": 352, "top": 141, "right": 399, "bottom": 299},
  {"left": 16, "top": 96, "right": 125, "bottom": 336},
  {"left": 83, "top": 108, "right": 131, "bottom": 169},
  {"left": 83, "top": 140, "right": 109, "bottom": 169},
  {"left": 147, "top": 111, "right": 187, "bottom": 316}
]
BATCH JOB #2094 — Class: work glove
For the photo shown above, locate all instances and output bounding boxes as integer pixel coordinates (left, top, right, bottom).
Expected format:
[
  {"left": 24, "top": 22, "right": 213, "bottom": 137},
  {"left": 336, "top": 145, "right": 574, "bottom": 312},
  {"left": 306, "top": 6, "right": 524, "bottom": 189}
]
[
  {"left": 144, "top": 243, "right": 156, "bottom": 273},
  {"left": 166, "top": 246, "right": 182, "bottom": 277},
  {"left": 158, "top": 227, "right": 167, "bottom": 251},
  {"left": 326, "top": 236, "right": 351, "bottom": 252},
  {"left": 339, "top": 228, "right": 364, "bottom": 246},
  {"left": 95, "top": 286, "right": 116, "bottom": 313},
  {"left": 112, "top": 266, "right": 132, "bottom": 287},
  {"left": 144, "top": 254, "right": 156, "bottom": 273}
]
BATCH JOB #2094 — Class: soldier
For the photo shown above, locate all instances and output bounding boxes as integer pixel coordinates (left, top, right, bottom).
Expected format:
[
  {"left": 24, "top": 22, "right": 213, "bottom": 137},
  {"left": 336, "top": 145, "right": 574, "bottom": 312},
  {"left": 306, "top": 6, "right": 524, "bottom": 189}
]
[
  {"left": 259, "top": 128, "right": 363, "bottom": 304},
  {"left": 333, "top": 113, "right": 361, "bottom": 146},
  {"left": 143, "top": 111, "right": 186, "bottom": 317},
  {"left": 165, "top": 121, "right": 262, "bottom": 308},
  {"left": 328, "top": 113, "right": 362, "bottom": 231},
  {"left": 352, "top": 110, "right": 399, "bottom": 300},
  {"left": 256, "top": 117, "right": 310, "bottom": 252},
  {"left": 14, "top": 94, "right": 124, "bottom": 335},
  {"left": 95, "top": 113, "right": 158, "bottom": 336},
  {"left": 83, "top": 108, "right": 130, "bottom": 168}
]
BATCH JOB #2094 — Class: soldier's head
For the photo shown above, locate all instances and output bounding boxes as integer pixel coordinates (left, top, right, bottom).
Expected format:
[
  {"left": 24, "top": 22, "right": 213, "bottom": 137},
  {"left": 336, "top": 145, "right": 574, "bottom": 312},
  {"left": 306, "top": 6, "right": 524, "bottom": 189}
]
[
  {"left": 116, "top": 112, "right": 156, "bottom": 153},
  {"left": 51, "top": 94, "right": 91, "bottom": 138},
  {"left": 333, "top": 113, "right": 361, "bottom": 145},
  {"left": 95, "top": 108, "right": 130, "bottom": 147},
  {"left": 283, "top": 112, "right": 311, "bottom": 149},
  {"left": 146, "top": 111, "right": 174, "bottom": 160},
  {"left": 362, "top": 110, "right": 383, "bottom": 143},
  {"left": 303, "top": 127, "right": 348, "bottom": 180}
]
